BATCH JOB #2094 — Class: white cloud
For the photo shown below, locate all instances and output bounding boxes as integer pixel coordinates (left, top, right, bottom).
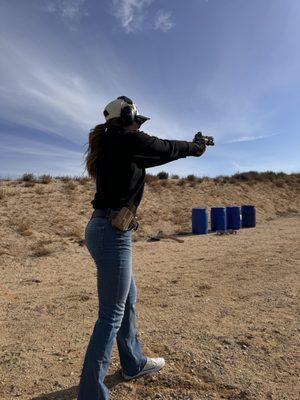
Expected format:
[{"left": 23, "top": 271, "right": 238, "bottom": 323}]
[
  {"left": 42, "top": 0, "right": 88, "bottom": 26},
  {"left": 154, "top": 10, "right": 174, "bottom": 32},
  {"left": 225, "top": 133, "right": 280, "bottom": 143},
  {"left": 111, "top": 0, "right": 153, "bottom": 33},
  {"left": 0, "top": 36, "right": 109, "bottom": 141},
  {"left": 111, "top": 1, "right": 175, "bottom": 34}
]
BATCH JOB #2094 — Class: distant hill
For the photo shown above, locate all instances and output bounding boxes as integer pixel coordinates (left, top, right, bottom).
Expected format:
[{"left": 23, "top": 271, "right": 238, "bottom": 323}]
[{"left": 0, "top": 171, "right": 299, "bottom": 244}]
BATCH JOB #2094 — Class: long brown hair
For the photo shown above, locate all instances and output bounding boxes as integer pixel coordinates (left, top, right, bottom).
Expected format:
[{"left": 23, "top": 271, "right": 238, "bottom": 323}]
[{"left": 84, "top": 123, "right": 108, "bottom": 180}]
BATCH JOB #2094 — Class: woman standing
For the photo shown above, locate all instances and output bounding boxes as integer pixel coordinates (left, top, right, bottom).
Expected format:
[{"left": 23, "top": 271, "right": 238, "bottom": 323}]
[{"left": 77, "top": 96, "right": 207, "bottom": 400}]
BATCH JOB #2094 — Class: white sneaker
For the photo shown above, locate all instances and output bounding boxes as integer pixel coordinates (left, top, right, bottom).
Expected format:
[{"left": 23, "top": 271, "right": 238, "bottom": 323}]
[{"left": 121, "top": 357, "right": 165, "bottom": 381}]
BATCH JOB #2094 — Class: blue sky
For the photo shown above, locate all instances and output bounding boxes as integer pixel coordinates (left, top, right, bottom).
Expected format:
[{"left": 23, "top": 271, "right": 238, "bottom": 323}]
[{"left": 0, "top": 0, "right": 299, "bottom": 179}]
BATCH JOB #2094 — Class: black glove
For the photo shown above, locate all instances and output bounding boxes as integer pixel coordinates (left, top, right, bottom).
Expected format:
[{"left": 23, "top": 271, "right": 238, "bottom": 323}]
[
  {"left": 191, "top": 132, "right": 207, "bottom": 157},
  {"left": 191, "top": 131, "right": 215, "bottom": 157}
]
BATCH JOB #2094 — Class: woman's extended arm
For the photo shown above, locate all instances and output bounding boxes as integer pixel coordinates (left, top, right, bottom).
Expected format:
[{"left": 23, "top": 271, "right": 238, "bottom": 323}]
[{"left": 125, "top": 130, "right": 202, "bottom": 168}]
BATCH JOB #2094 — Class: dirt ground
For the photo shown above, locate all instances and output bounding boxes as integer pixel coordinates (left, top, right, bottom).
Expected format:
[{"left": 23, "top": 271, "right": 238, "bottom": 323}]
[{"left": 1, "top": 204, "right": 299, "bottom": 399}]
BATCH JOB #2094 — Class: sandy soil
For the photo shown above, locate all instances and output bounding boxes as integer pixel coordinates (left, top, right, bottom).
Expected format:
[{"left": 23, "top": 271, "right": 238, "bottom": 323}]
[{"left": 0, "top": 178, "right": 299, "bottom": 399}]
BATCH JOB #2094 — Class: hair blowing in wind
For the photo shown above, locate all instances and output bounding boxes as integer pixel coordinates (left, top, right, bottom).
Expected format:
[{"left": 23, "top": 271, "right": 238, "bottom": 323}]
[{"left": 84, "top": 123, "right": 107, "bottom": 180}]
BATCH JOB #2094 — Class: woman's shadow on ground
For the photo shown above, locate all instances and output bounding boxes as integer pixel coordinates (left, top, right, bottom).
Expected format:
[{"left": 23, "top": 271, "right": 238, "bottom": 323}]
[{"left": 31, "top": 370, "right": 122, "bottom": 400}]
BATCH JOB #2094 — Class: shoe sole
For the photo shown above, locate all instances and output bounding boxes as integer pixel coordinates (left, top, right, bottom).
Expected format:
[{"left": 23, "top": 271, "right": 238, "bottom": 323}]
[{"left": 122, "top": 364, "right": 164, "bottom": 381}]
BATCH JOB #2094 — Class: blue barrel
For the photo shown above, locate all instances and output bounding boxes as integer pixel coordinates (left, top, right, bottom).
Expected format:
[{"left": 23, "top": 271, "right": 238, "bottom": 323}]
[
  {"left": 192, "top": 208, "right": 208, "bottom": 234},
  {"left": 241, "top": 205, "right": 256, "bottom": 228},
  {"left": 211, "top": 207, "right": 227, "bottom": 231},
  {"left": 226, "top": 206, "right": 241, "bottom": 230}
]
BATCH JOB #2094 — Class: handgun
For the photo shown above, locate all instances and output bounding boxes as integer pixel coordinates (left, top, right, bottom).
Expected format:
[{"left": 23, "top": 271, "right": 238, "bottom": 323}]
[{"left": 194, "top": 131, "right": 215, "bottom": 146}]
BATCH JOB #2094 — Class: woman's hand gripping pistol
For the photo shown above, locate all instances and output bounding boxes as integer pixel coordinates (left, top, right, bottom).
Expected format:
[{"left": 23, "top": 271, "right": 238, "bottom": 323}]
[{"left": 192, "top": 131, "right": 215, "bottom": 156}]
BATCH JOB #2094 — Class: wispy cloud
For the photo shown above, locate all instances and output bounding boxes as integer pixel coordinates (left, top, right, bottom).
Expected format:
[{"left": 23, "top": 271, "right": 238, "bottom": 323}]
[
  {"left": 154, "top": 10, "right": 175, "bottom": 32},
  {"left": 0, "top": 35, "right": 110, "bottom": 141},
  {"left": 225, "top": 133, "right": 280, "bottom": 144},
  {"left": 110, "top": 1, "right": 174, "bottom": 34},
  {"left": 41, "top": 0, "right": 88, "bottom": 27},
  {"left": 0, "top": 138, "right": 81, "bottom": 159},
  {"left": 111, "top": 0, "right": 153, "bottom": 33}
]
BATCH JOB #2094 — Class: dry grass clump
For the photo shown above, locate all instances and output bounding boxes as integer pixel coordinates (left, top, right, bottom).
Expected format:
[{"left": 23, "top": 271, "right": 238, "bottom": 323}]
[
  {"left": 63, "top": 180, "right": 76, "bottom": 191},
  {"left": 35, "top": 186, "right": 45, "bottom": 195},
  {"left": 145, "top": 173, "right": 158, "bottom": 184},
  {"left": 24, "top": 181, "right": 36, "bottom": 187},
  {"left": 147, "top": 179, "right": 161, "bottom": 191},
  {"left": 214, "top": 175, "right": 236, "bottom": 185},
  {"left": 30, "top": 242, "right": 54, "bottom": 257},
  {"left": 13, "top": 220, "right": 32, "bottom": 236},
  {"left": 55, "top": 175, "right": 73, "bottom": 183},
  {"left": 39, "top": 174, "right": 52, "bottom": 184},
  {"left": 66, "top": 224, "right": 83, "bottom": 239},
  {"left": 160, "top": 179, "right": 169, "bottom": 187},
  {"left": 79, "top": 177, "right": 90, "bottom": 185},
  {"left": 73, "top": 176, "right": 90, "bottom": 185},
  {"left": 0, "top": 188, "right": 6, "bottom": 199}
]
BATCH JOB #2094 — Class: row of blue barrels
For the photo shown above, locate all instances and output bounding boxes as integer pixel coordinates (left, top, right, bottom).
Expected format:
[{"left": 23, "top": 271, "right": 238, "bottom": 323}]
[{"left": 192, "top": 205, "right": 256, "bottom": 234}]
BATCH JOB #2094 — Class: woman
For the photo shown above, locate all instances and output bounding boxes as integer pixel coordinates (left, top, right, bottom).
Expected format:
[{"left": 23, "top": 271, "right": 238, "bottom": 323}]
[{"left": 77, "top": 96, "right": 207, "bottom": 400}]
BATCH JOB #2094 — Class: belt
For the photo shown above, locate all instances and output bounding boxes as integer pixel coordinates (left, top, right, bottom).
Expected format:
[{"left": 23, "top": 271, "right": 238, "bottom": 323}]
[
  {"left": 91, "top": 208, "right": 139, "bottom": 231},
  {"left": 91, "top": 208, "right": 121, "bottom": 219}
]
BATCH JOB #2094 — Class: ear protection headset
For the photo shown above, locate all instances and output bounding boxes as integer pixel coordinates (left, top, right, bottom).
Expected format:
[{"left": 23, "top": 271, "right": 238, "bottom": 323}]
[{"left": 117, "top": 96, "right": 137, "bottom": 127}]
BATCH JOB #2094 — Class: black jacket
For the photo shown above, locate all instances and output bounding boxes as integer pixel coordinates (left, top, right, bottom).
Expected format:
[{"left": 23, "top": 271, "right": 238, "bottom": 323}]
[{"left": 91, "top": 127, "right": 200, "bottom": 212}]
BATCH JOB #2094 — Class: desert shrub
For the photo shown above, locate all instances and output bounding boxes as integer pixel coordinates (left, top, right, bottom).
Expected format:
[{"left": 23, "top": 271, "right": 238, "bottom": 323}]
[
  {"left": 22, "top": 173, "right": 36, "bottom": 182},
  {"left": 60, "top": 175, "right": 73, "bottom": 182},
  {"left": 145, "top": 173, "right": 158, "bottom": 183},
  {"left": 261, "top": 171, "right": 277, "bottom": 182},
  {"left": 177, "top": 178, "right": 186, "bottom": 186},
  {"left": 39, "top": 174, "right": 52, "bottom": 184},
  {"left": 189, "top": 181, "right": 197, "bottom": 187},
  {"left": 73, "top": 175, "right": 89, "bottom": 183},
  {"left": 157, "top": 171, "right": 169, "bottom": 180},
  {"left": 214, "top": 175, "right": 226, "bottom": 184},
  {"left": 231, "top": 170, "right": 281, "bottom": 183},
  {"left": 220, "top": 176, "right": 230, "bottom": 184},
  {"left": 228, "top": 176, "right": 238, "bottom": 184},
  {"left": 171, "top": 174, "right": 179, "bottom": 179},
  {"left": 198, "top": 176, "right": 211, "bottom": 183},
  {"left": 186, "top": 174, "right": 196, "bottom": 181}
]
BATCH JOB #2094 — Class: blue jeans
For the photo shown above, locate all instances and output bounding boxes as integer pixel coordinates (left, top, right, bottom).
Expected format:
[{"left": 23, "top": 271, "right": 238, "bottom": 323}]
[{"left": 77, "top": 216, "right": 147, "bottom": 400}]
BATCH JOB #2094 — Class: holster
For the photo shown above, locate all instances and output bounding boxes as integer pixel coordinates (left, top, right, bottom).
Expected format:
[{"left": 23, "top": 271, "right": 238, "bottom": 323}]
[{"left": 108, "top": 207, "right": 139, "bottom": 232}]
